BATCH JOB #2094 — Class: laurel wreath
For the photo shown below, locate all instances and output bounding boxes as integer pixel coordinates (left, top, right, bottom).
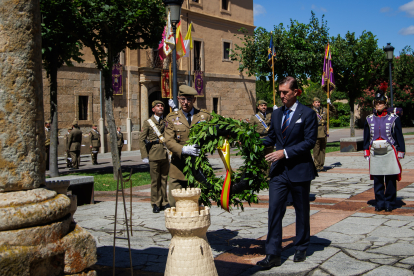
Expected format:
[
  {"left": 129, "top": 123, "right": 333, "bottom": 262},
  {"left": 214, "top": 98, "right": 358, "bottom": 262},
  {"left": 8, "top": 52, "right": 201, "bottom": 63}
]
[{"left": 183, "top": 112, "right": 269, "bottom": 210}]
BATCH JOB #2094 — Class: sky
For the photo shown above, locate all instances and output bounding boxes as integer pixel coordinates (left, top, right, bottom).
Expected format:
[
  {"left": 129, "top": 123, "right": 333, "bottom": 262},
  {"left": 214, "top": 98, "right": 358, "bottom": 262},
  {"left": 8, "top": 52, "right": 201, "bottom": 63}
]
[{"left": 253, "top": 0, "right": 414, "bottom": 55}]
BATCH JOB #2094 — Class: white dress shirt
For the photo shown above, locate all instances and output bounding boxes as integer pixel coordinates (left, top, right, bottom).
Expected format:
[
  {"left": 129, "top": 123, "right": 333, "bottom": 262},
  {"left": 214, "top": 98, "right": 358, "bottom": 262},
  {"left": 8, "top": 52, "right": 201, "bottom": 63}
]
[{"left": 281, "top": 100, "right": 299, "bottom": 159}]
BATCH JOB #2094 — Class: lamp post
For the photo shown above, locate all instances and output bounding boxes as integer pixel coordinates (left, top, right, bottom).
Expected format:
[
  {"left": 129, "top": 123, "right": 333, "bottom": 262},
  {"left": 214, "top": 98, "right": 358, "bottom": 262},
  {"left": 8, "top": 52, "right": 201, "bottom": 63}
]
[
  {"left": 163, "top": 0, "right": 184, "bottom": 107},
  {"left": 384, "top": 43, "right": 395, "bottom": 108}
]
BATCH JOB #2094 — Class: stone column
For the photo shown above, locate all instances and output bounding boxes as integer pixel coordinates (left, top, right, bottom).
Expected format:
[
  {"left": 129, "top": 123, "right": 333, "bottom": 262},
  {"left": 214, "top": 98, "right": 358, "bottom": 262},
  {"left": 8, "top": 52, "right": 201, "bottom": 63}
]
[
  {"left": 0, "top": 1, "right": 97, "bottom": 275},
  {"left": 0, "top": 0, "right": 45, "bottom": 192},
  {"left": 140, "top": 81, "right": 150, "bottom": 129}
]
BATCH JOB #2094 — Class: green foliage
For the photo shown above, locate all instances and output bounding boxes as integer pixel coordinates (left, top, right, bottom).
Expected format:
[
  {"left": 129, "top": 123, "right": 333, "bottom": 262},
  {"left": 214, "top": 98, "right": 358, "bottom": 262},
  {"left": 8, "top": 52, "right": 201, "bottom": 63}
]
[
  {"left": 184, "top": 113, "right": 269, "bottom": 210},
  {"left": 232, "top": 12, "right": 329, "bottom": 86},
  {"left": 68, "top": 172, "right": 152, "bottom": 191},
  {"left": 301, "top": 81, "right": 327, "bottom": 106},
  {"left": 329, "top": 102, "right": 350, "bottom": 127},
  {"left": 40, "top": 0, "right": 84, "bottom": 76},
  {"left": 256, "top": 80, "right": 282, "bottom": 106}
]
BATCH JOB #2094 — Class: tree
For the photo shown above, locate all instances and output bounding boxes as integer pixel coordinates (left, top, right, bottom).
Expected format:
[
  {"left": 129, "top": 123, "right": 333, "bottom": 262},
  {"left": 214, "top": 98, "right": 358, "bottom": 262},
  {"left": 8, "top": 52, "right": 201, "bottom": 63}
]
[
  {"left": 232, "top": 12, "right": 329, "bottom": 89},
  {"left": 71, "top": 0, "right": 165, "bottom": 179},
  {"left": 331, "top": 31, "right": 384, "bottom": 136},
  {"left": 358, "top": 46, "right": 414, "bottom": 126},
  {"left": 41, "top": 0, "right": 84, "bottom": 177}
]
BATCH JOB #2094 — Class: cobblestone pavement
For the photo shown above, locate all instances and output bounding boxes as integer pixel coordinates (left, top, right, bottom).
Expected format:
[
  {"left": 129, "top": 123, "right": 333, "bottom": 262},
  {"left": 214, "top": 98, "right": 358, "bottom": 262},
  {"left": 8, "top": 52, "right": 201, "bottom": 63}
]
[{"left": 74, "top": 135, "right": 414, "bottom": 275}]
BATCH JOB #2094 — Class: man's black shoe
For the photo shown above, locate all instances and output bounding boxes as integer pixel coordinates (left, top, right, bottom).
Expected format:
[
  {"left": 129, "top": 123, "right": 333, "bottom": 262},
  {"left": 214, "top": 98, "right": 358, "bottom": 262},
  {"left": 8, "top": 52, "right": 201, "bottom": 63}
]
[
  {"left": 69, "top": 168, "right": 78, "bottom": 171},
  {"left": 385, "top": 207, "right": 393, "bottom": 212},
  {"left": 286, "top": 202, "right": 294, "bottom": 206},
  {"left": 317, "top": 169, "right": 321, "bottom": 172},
  {"left": 161, "top": 204, "right": 171, "bottom": 211},
  {"left": 293, "top": 250, "right": 307, "bottom": 262},
  {"left": 375, "top": 207, "right": 384, "bottom": 212},
  {"left": 153, "top": 205, "right": 160, "bottom": 213},
  {"left": 256, "top": 254, "right": 281, "bottom": 268}
]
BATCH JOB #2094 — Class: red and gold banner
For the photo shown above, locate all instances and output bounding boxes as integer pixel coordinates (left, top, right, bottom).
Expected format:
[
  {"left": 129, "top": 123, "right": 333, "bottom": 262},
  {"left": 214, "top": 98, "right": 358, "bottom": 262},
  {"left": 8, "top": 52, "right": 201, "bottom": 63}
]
[
  {"left": 218, "top": 139, "right": 232, "bottom": 212},
  {"left": 161, "top": 69, "right": 171, "bottom": 98}
]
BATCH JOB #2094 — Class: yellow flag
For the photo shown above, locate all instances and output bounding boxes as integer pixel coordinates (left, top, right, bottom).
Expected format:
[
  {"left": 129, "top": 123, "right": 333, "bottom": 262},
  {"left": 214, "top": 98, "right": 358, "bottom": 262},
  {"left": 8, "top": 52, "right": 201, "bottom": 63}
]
[{"left": 218, "top": 139, "right": 232, "bottom": 211}]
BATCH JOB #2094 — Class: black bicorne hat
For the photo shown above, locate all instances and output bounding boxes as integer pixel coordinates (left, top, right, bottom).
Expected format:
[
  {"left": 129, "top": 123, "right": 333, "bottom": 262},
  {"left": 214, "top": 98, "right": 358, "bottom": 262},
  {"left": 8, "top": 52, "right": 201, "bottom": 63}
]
[{"left": 374, "top": 90, "right": 388, "bottom": 103}]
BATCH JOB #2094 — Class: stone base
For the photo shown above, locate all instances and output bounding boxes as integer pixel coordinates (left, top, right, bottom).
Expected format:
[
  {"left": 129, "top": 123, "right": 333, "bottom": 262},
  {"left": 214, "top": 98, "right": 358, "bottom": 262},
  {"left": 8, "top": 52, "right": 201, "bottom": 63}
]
[
  {"left": 0, "top": 224, "right": 96, "bottom": 276},
  {"left": 340, "top": 137, "right": 364, "bottom": 152}
]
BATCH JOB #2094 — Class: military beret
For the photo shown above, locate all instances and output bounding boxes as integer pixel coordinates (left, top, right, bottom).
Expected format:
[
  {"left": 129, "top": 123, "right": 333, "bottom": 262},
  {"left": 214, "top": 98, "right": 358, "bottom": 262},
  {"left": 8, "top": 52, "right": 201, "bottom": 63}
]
[
  {"left": 68, "top": 127, "right": 72, "bottom": 131},
  {"left": 257, "top": 100, "right": 268, "bottom": 106},
  {"left": 44, "top": 120, "right": 51, "bottom": 124},
  {"left": 152, "top": 100, "right": 165, "bottom": 107},
  {"left": 178, "top": 85, "right": 198, "bottom": 96},
  {"left": 72, "top": 120, "right": 78, "bottom": 126},
  {"left": 92, "top": 123, "right": 98, "bottom": 127},
  {"left": 313, "top": 97, "right": 321, "bottom": 102}
]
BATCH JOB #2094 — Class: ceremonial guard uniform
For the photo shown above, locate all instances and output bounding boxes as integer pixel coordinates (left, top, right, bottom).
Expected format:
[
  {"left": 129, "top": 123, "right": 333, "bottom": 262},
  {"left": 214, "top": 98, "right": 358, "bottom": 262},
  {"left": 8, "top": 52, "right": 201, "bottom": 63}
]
[
  {"left": 89, "top": 124, "right": 101, "bottom": 165},
  {"left": 117, "top": 128, "right": 123, "bottom": 159},
  {"left": 363, "top": 89, "right": 405, "bottom": 212},
  {"left": 139, "top": 100, "right": 170, "bottom": 213},
  {"left": 165, "top": 85, "right": 212, "bottom": 207},
  {"left": 312, "top": 97, "right": 328, "bottom": 172},
  {"left": 45, "top": 121, "right": 51, "bottom": 170},
  {"left": 67, "top": 121, "right": 82, "bottom": 169},
  {"left": 64, "top": 127, "right": 72, "bottom": 168}
]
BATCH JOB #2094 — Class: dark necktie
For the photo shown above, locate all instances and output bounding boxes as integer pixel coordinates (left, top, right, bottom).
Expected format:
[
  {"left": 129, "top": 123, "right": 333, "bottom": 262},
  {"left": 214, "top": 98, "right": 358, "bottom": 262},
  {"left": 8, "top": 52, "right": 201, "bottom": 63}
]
[
  {"left": 282, "top": 109, "right": 292, "bottom": 139},
  {"left": 187, "top": 113, "right": 192, "bottom": 126}
]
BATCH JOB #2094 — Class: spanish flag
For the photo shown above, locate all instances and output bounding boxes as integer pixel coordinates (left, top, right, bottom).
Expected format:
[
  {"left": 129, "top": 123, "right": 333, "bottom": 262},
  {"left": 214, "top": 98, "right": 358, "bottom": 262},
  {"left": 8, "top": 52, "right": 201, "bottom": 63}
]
[
  {"left": 175, "top": 21, "right": 186, "bottom": 59},
  {"left": 218, "top": 139, "right": 232, "bottom": 212}
]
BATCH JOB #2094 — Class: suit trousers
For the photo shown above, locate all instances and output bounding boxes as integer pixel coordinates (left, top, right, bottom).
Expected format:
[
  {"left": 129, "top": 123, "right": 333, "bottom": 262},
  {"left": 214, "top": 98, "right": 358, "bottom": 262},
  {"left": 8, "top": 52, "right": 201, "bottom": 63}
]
[
  {"left": 149, "top": 159, "right": 169, "bottom": 207},
  {"left": 118, "top": 147, "right": 122, "bottom": 159},
  {"left": 373, "top": 175, "right": 397, "bottom": 209},
  {"left": 168, "top": 177, "right": 188, "bottom": 207},
  {"left": 70, "top": 150, "right": 80, "bottom": 169},
  {"left": 266, "top": 170, "right": 311, "bottom": 255},
  {"left": 313, "top": 137, "right": 327, "bottom": 171}
]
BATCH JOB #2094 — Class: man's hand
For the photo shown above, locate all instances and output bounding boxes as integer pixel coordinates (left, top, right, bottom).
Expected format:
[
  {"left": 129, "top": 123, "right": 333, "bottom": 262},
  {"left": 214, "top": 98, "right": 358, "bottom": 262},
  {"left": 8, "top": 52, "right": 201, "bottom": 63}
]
[
  {"left": 142, "top": 158, "right": 149, "bottom": 164},
  {"left": 265, "top": 150, "right": 285, "bottom": 163},
  {"left": 90, "top": 145, "right": 92, "bottom": 148},
  {"left": 182, "top": 144, "right": 200, "bottom": 156},
  {"left": 168, "top": 99, "right": 176, "bottom": 109}
]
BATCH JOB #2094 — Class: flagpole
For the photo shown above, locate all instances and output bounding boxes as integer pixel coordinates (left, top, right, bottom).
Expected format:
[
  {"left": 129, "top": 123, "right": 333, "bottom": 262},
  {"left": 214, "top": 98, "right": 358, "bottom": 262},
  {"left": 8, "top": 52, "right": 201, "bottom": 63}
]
[
  {"left": 272, "top": 55, "right": 275, "bottom": 106},
  {"left": 326, "top": 50, "right": 330, "bottom": 136},
  {"left": 169, "top": 53, "right": 172, "bottom": 113}
]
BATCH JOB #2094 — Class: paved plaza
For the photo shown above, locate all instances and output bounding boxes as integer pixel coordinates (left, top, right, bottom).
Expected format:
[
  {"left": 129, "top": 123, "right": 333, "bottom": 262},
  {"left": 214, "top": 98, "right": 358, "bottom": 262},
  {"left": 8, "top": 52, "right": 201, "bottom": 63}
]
[{"left": 71, "top": 133, "right": 414, "bottom": 275}]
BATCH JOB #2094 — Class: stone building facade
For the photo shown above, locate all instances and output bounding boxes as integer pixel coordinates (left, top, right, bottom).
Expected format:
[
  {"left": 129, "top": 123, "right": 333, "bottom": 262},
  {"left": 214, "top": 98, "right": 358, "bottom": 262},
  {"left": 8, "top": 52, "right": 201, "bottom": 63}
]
[{"left": 43, "top": 0, "right": 256, "bottom": 154}]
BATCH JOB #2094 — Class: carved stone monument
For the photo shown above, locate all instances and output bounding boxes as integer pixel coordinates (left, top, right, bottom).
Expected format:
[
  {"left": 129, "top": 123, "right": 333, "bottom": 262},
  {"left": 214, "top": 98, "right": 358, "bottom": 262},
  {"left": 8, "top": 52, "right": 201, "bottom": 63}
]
[
  {"left": 164, "top": 188, "right": 218, "bottom": 276},
  {"left": 0, "top": 0, "right": 96, "bottom": 275}
]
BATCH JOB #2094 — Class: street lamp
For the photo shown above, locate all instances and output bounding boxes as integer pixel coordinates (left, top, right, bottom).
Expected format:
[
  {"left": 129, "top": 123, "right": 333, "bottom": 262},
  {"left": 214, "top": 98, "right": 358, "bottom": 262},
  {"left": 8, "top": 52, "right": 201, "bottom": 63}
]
[
  {"left": 384, "top": 43, "right": 395, "bottom": 108},
  {"left": 163, "top": 0, "right": 184, "bottom": 107}
]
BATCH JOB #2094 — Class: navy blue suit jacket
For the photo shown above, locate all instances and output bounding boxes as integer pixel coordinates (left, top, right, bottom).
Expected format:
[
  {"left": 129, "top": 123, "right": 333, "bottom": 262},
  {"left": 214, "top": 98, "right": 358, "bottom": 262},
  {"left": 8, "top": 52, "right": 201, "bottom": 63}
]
[{"left": 263, "top": 102, "right": 318, "bottom": 182}]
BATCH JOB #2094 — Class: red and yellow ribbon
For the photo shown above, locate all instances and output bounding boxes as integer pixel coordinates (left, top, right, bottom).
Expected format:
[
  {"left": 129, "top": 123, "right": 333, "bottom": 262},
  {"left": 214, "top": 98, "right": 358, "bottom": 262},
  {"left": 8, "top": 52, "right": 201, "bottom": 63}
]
[{"left": 218, "top": 139, "right": 232, "bottom": 211}]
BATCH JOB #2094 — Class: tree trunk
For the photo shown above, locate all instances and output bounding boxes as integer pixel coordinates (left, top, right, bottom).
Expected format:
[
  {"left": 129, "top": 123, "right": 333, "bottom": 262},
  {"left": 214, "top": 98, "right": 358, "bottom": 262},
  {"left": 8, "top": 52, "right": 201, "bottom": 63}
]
[
  {"left": 49, "top": 49, "right": 59, "bottom": 177},
  {"left": 349, "top": 98, "right": 355, "bottom": 137},
  {"left": 103, "top": 68, "right": 120, "bottom": 180}
]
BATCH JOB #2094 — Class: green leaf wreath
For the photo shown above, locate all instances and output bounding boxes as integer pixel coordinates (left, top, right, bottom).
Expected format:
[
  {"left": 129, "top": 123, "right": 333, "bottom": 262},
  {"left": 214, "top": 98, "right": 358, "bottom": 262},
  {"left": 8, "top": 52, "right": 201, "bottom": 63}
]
[{"left": 184, "top": 112, "right": 269, "bottom": 210}]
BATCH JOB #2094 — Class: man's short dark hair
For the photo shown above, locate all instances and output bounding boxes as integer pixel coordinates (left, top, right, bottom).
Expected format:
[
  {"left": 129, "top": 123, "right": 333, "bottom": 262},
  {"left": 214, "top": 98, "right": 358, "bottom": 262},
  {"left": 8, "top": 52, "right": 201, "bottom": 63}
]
[{"left": 279, "top": 76, "right": 298, "bottom": 90}]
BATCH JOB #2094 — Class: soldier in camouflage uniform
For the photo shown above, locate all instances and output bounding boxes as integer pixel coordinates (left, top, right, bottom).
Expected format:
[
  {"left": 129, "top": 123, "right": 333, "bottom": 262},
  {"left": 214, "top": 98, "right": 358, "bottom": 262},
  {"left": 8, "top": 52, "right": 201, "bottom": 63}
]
[
  {"left": 89, "top": 124, "right": 101, "bottom": 165},
  {"left": 165, "top": 85, "right": 212, "bottom": 207}
]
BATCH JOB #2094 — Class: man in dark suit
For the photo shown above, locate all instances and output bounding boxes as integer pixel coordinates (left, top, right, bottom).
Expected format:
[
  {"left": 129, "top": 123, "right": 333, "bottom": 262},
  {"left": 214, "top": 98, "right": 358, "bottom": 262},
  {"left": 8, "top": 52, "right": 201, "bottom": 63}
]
[{"left": 257, "top": 76, "right": 318, "bottom": 268}]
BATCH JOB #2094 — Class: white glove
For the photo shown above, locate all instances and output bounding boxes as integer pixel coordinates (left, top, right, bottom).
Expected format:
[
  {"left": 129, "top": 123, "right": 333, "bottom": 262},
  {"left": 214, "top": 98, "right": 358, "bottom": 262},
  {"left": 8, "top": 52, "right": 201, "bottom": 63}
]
[
  {"left": 142, "top": 158, "right": 149, "bottom": 164},
  {"left": 168, "top": 99, "right": 176, "bottom": 109},
  {"left": 365, "top": 156, "right": 370, "bottom": 161},
  {"left": 398, "top": 152, "right": 405, "bottom": 159},
  {"left": 273, "top": 105, "right": 278, "bottom": 110},
  {"left": 182, "top": 144, "right": 200, "bottom": 156},
  {"left": 327, "top": 98, "right": 331, "bottom": 104}
]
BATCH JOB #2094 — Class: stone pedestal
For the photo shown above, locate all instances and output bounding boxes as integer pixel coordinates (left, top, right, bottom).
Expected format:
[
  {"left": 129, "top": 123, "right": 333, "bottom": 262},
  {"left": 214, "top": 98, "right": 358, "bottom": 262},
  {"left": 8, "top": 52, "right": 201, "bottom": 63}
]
[{"left": 164, "top": 188, "right": 218, "bottom": 276}]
